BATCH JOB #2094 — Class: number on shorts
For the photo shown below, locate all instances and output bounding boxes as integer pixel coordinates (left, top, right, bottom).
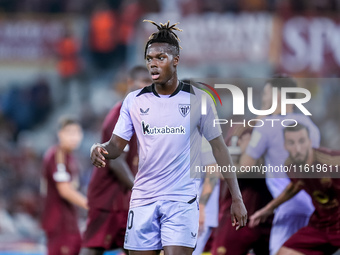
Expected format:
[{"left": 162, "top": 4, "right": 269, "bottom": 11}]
[{"left": 127, "top": 210, "right": 134, "bottom": 229}]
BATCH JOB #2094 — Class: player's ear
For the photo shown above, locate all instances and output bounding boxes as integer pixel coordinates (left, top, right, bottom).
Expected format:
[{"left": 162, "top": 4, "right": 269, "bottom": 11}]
[{"left": 173, "top": 55, "right": 179, "bottom": 67}]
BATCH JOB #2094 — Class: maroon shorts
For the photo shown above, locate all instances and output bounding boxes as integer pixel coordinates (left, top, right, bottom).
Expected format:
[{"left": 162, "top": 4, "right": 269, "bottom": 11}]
[
  {"left": 82, "top": 208, "right": 128, "bottom": 250},
  {"left": 283, "top": 225, "right": 340, "bottom": 255},
  {"left": 212, "top": 212, "right": 271, "bottom": 255},
  {"left": 47, "top": 231, "right": 81, "bottom": 255}
]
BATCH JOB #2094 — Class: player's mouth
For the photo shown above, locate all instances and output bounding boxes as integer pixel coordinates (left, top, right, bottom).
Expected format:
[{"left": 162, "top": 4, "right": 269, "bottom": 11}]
[{"left": 151, "top": 71, "right": 160, "bottom": 80}]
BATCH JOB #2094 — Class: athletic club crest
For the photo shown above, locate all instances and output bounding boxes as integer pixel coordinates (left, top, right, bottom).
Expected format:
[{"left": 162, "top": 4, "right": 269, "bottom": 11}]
[{"left": 179, "top": 104, "right": 190, "bottom": 117}]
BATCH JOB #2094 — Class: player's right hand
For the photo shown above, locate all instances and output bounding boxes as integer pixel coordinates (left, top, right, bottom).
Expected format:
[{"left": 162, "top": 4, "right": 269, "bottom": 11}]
[{"left": 90, "top": 143, "right": 108, "bottom": 168}]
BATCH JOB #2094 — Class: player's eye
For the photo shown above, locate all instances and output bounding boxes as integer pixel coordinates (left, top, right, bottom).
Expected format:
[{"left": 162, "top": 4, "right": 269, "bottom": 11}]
[
  {"left": 146, "top": 57, "right": 151, "bottom": 62},
  {"left": 159, "top": 56, "right": 165, "bottom": 60}
]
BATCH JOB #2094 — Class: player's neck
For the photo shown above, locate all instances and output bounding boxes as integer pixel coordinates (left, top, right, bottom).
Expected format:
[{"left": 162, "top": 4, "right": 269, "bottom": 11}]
[
  {"left": 154, "top": 74, "right": 179, "bottom": 95},
  {"left": 58, "top": 144, "right": 72, "bottom": 153}
]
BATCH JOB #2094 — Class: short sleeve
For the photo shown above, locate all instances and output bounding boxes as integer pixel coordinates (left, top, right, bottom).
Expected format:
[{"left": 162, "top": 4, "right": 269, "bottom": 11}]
[
  {"left": 201, "top": 137, "right": 215, "bottom": 166},
  {"left": 200, "top": 95, "right": 222, "bottom": 141},
  {"left": 245, "top": 127, "right": 268, "bottom": 160},
  {"left": 113, "top": 93, "right": 135, "bottom": 141}
]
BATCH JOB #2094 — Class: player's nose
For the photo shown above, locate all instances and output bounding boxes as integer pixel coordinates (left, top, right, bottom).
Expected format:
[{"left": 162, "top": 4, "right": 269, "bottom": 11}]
[
  {"left": 295, "top": 144, "right": 302, "bottom": 154},
  {"left": 149, "top": 59, "right": 158, "bottom": 68}
]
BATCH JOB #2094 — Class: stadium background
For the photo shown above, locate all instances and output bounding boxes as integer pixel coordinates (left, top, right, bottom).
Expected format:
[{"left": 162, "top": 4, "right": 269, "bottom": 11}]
[{"left": 0, "top": 0, "right": 340, "bottom": 254}]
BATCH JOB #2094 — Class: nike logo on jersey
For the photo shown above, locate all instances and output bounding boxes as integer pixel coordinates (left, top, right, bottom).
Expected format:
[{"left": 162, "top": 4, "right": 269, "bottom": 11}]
[{"left": 141, "top": 121, "right": 185, "bottom": 135}]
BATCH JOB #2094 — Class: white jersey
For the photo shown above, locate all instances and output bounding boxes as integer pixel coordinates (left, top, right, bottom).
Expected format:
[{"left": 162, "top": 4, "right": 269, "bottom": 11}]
[{"left": 113, "top": 81, "right": 221, "bottom": 208}]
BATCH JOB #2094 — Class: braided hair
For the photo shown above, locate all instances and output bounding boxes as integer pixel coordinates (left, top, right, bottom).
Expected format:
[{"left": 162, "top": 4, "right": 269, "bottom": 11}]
[{"left": 143, "top": 20, "right": 182, "bottom": 59}]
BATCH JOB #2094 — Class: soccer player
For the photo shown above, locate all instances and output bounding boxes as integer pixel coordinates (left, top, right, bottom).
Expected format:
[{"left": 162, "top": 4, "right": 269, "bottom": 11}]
[
  {"left": 81, "top": 66, "right": 152, "bottom": 255},
  {"left": 90, "top": 20, "right": 247, "bottom": 255},
  {"left": 249, "top": 123, "right": 340, "bottom": 255},
  {"left": 41, "top": 117, "right": 87, "bottom": 255},
  {"left": 240, "top": 75, "right": 320, "bottom": 255},
  {"left": 212, "top": 127, "right": 273, "bottom": 255}
]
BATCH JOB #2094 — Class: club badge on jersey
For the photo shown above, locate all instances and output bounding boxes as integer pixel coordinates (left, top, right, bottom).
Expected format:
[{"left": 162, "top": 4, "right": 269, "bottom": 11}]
[{"left": 179, "top": 104, "right": 190, "bottom": 117}]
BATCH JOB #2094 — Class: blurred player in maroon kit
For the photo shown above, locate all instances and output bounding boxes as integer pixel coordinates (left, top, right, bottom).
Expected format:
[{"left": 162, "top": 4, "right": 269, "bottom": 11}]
[
  {"left": 212, "top": 126, "right": 273, "bottom": 255},
  {"left": 250, "top": 123, "right": 340, "bottom": 255},
  {"left": 41, "top": 117, "right": 88, "bottom": 255},
  {"left": 80, "top": 66, "right": 151, "bottom": 255}
]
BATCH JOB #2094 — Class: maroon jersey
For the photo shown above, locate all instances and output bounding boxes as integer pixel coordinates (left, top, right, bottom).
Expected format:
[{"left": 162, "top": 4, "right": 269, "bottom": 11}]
[
  {"left": 283, "top": 225, "right": 340, "bottom": 255},
  {"left": 87, "top": 102, "right": 138, "bottom": 212},
  {"left": 287, "top": 148, "right": 340, "bottom": 233},
  {"left": 41, "top": 146, "right": 80, "bottom": 234}
]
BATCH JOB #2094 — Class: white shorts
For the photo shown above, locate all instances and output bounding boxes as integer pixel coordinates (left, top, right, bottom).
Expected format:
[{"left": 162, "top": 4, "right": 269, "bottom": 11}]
[{"left": 124, "top": 199, "right": 199, "bottom": 251}]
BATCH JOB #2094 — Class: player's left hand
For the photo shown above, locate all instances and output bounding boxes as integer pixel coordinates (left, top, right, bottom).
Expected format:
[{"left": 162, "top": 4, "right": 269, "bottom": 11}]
[{"left": 230, "top": 199, "right": 247, "bottom": 230}]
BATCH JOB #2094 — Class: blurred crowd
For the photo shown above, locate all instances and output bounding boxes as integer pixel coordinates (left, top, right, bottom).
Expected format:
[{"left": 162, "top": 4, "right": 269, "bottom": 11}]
[
  {"left": 1, "top": 0, "right": 340, "bottom": 14},
  {"left": 0, "top": 0, "right": 340, "bottom": 249}
]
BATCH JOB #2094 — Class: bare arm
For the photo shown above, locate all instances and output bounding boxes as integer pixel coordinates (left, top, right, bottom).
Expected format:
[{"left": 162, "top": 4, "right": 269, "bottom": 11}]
[
  {"left": 209, "top": 135, "right": 247, "bottom": 229},
  {"left": 91, "top": 134, "right": 129, "bottom": 168},
  {"left": 56, "top": 182, "right": 88, "bottom": 210},
  {"left": 265, "top": 182, "right": 302, "bottom": 211},
  {"left": 249, "top": 181, "right": 302, "bottom": 227},
  {"left": 109, "top": 155, "right": 135, "bottom": 190}
]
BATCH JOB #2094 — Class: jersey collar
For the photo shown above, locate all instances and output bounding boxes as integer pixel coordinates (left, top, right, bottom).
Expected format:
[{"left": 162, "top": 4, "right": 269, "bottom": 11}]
[
  {"left": 137, "top": 81, "right": 194, "bottom": 98},
  {"left": 151, "top": 81, "right": 184, "bottom": 98}
]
